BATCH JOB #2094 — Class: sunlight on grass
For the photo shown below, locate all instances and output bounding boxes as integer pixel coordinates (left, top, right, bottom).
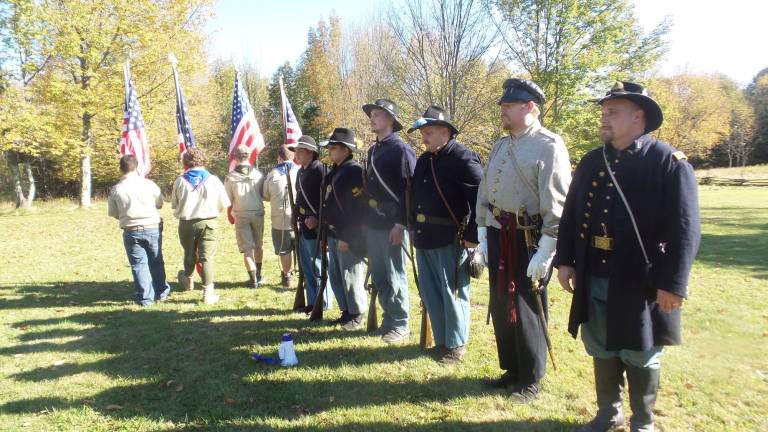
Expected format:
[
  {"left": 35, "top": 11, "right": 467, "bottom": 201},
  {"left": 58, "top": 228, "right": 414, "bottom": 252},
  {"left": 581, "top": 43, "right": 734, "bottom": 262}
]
[{"left": 1, "top": 187, "right": 766, "bottom": 431}]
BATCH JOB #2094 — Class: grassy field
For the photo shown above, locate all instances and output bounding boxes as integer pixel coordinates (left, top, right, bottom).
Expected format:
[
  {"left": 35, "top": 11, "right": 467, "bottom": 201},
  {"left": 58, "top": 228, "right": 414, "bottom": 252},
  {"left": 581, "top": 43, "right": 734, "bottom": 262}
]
[
  {"left": 696, "top": 164, "right": 768, "bottom": 180},
  {"left": 0, "top": 186, "right": 766, "bottom": 431}
]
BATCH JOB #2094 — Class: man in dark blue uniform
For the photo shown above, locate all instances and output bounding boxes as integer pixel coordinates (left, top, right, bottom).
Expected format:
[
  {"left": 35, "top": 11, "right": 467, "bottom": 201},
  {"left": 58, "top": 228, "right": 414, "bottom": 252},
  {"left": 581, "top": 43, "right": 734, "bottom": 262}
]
[
  {"left": 362, "top": 98, "right": 417, "bottom": 343},
  {"left": 288, "top": 135, "right": 334, "bottom": 314},
  {"left": 321, "top": 128, "right": 369, "bottom": 330},
  {"left": 555, "top": 82, "right": 701, "bottom": 432},
  {"left": 408, "top": 106, "right": 483, "bottom": 364}
]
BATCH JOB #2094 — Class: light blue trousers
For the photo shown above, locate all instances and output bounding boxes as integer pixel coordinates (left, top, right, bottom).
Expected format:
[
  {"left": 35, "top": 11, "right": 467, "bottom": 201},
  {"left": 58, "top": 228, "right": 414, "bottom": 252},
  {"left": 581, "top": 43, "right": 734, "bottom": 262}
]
[
  {"left": 416, "top": 244, "right": 470, "bottom": 349},
  {"left": 581, "top": 277, "right": 663, "bottom": 369},
  {"left": 328, "top": 237, "right": 368, "bottom": 315},
  {"left": 365, "top": 227, "right": 410, "bottom": 332},
  {"left": 298, "top": 234, "right": 333, "bottom": 309}
]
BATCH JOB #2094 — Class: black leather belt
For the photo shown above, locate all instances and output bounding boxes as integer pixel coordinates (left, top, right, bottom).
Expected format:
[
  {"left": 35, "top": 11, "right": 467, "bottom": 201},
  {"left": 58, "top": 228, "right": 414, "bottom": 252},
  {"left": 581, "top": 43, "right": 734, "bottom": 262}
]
[{"left": 415, "top": 213, "right": 455, "bottom": 226}]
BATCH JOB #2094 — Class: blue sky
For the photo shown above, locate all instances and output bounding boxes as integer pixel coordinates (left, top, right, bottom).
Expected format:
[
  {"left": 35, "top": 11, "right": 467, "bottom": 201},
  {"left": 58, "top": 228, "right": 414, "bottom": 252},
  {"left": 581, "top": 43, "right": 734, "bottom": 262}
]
[{"left": 207, "top": 0, "right": 767, "bottom": 85}]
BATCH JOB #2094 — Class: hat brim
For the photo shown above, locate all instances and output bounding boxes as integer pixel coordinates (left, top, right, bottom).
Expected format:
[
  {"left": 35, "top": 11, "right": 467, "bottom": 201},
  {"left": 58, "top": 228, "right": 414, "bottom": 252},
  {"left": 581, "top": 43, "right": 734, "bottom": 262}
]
[
  {"left": 597, "top": 93, "right": 663, "bottom": 134},
  {"left": 407, "top": 119, "right": 459, "bottom": 136},
  {"left": 286, "top": 141, "right": 318, "bottom": 153},
  {"left": 321, "top": 140, "right": 362, "bottom": 153},
  {"left": 362, "top": 104, "right": 403, "bottom": 132}
]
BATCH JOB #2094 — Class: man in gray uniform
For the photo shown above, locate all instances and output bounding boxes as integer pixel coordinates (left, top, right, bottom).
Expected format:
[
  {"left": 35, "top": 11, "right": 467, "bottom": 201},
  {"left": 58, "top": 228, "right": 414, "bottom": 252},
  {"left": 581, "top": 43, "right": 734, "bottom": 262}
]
[{"left": 476, "top": 78, "right": 572, "bottom": 401}]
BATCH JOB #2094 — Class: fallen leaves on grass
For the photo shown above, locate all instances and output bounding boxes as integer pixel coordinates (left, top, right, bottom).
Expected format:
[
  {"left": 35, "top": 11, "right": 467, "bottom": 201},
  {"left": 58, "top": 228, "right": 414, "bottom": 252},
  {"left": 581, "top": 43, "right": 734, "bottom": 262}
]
[
  {"left": 225, "top": 398, "right": 237, "bottom": 406},
  {"left": 105, "top": 404, "right": 123, "bottom": 411},
  {"left": 292, "top": 405, "right": 310, "bottom": 417}
]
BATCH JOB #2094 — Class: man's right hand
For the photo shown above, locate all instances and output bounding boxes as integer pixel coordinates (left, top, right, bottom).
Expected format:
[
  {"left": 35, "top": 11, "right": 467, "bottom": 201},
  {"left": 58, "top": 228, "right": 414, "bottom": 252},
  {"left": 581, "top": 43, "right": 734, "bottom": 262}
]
[
  {"left": 558, "top": 265, "right": 576, "bottom": 293},
  {"left": 227, "top": 206, "right": 235, "bottom": 225},
  {"left": 304, "top": 216, "right": 318, "bottom": 230}
]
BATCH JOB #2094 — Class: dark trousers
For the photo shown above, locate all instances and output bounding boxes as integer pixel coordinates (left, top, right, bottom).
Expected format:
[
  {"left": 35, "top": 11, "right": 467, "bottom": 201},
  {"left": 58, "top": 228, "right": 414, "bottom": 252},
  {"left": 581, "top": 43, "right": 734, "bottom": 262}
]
[{"left": 487, "top": 226, "right": 548, "bottom": 385}]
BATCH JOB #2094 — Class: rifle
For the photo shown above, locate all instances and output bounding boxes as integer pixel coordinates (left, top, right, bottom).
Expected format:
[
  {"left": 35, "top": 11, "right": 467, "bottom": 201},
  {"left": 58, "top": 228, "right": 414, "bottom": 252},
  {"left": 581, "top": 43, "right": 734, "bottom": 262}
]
[
  {"left": 287, "top": 168, "right": 306, "bottom": 311},
  {"left": 364, "top": 266, "right": 378, "bottom": 332},
  {"left": 309, "top": 163, "right": 329, "bottom": 322},
  {"left": 404, "top": 157, "right": 433, "bottom": 349},
  {"left": 518, "top": 206, "right": 557, "bottom": 371}
]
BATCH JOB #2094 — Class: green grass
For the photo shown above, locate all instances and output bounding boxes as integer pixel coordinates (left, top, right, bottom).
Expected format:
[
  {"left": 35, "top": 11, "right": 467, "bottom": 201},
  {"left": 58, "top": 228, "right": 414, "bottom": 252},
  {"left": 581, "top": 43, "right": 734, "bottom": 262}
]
[
  {"left": 0, "top": 187, "right": 766, "bottom": 431},
  {"left": 696, "top": 164, "right": 768, "bottom": 180}
]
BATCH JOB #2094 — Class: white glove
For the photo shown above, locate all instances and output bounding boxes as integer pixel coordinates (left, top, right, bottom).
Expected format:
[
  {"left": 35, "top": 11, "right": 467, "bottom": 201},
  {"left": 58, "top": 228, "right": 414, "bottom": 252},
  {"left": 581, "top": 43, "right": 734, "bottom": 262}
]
[
  {"left": 526, "top": 235, "right": 557, "bottom": 281},
  {"left": 476, "top": 226, "right": 488, "bottom": 266}
]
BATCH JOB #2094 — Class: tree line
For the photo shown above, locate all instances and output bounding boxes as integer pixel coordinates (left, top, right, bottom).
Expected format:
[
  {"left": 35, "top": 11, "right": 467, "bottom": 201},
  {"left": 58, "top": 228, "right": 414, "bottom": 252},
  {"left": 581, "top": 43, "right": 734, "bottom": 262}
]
[{"left": 1, "top": 0, "right": 766, "bottom": 209}]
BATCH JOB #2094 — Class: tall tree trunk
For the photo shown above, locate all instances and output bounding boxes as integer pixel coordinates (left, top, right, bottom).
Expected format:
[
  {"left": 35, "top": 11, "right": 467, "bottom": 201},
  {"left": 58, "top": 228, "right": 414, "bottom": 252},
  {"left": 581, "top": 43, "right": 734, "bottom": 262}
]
[
  {"left": 8, "top": 152, "right": 36, "bottom": 209},
  {"left": 79, "top": 112, "right": 93, "bottom": 207}
]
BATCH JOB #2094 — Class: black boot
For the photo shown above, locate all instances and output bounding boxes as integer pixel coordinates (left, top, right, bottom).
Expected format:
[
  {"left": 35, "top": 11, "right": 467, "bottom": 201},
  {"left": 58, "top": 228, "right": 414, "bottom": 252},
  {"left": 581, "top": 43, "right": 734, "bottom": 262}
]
[
  {"left": 579, "top": 357, "right": 626, "bottom": 432},
  {"left": 247, "top": 270, "right": 258, "bottom": 288},
  {"left": 625, "top": 365, "right": 660, "bottom": 432}
]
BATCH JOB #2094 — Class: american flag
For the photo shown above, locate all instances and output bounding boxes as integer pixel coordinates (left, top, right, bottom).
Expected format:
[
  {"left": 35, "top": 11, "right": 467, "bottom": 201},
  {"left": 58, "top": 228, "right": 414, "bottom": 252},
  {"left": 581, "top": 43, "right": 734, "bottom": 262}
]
[
  {"left": 279, "top": 75, "right": 302, "bottom": 144},
  {"left": 170, "top": 56, "right": 196, "bottom": 155},
  {"left": 120, "top": 61, "right": 151, "bottom": 177},
  {"left": 228, "top": 73, "right": 265, "bottom": 170}
]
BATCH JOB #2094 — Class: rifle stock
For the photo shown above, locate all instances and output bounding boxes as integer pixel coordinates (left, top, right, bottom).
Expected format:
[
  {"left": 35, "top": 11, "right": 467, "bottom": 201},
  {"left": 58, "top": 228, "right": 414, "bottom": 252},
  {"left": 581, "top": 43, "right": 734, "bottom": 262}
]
[
  {"left": 404, "top": 157, "right": 432, "bottom": 350},
  {"left": 287, "top": 169, "right": 306, "bottom": 311},
  {"left": 365, "top": 269, "right": 378, "bottom": 332},
  {"left": 309, "top": 164, "right": 329, "bottom": 322}
]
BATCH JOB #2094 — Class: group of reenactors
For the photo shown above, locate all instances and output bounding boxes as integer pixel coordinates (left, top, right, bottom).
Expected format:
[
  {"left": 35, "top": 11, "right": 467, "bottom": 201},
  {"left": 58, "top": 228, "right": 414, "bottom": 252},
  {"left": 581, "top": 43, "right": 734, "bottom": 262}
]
[{"left": 108, "top": 78, "right": 700, "bottom": 432}]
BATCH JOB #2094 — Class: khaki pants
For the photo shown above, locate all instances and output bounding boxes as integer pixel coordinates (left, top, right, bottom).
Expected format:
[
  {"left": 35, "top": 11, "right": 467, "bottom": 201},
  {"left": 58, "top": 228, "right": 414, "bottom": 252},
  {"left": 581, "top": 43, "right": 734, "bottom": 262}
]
[{"left": 179, "top": 218, "right": 218, "bottom": 286}]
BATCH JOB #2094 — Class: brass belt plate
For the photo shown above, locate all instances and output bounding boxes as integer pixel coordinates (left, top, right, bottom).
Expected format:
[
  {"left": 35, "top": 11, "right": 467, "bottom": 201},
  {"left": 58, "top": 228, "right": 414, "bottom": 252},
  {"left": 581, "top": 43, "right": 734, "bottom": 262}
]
[
  {"left": 592, "top": 235, "right": 614, "bottom": 251},
  {"left": 416, "top": 213, "right": 426, "bottom": 223},
  {"left": 368, "top": 199, "right": 378, "bottom": 208}
]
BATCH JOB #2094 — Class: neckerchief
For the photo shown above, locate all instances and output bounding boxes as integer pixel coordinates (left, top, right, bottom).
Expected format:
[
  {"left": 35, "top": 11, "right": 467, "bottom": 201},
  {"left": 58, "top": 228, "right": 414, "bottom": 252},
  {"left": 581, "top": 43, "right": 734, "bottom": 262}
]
[{"left": 182, "top": 168, "right": 210, "bottom": 191}]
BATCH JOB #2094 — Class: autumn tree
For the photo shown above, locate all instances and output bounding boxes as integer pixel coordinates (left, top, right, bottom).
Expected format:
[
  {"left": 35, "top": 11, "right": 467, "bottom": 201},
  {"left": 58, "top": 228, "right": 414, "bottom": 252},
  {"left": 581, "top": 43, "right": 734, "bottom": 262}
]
[
  {"left": 747, "top": 67, "right": 768, "bottom": 163},
  {"left": 15, "top": 0, "right": 214, "bottom": 206},
  {"left": 486, "top": 0, "right": 670, "bottom": 157}
]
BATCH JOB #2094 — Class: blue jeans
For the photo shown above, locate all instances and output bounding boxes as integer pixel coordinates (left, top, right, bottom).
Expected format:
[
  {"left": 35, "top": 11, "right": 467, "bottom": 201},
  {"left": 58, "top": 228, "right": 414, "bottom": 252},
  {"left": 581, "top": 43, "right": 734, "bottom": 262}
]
[
  {"left": 581, "top": 277, "right": 664, "bottom": 369},
  {"left": 416, "top": 244, "right": 470, "bottom": 349},
  {"left": 298, "top": 234, "right": 333, "bottom": 309},
  {"left": 365, "top": 227, "right": 409, "bottom": 332},
  {"left": 122, "top": 227, "right": 171, "bottom": 306}
]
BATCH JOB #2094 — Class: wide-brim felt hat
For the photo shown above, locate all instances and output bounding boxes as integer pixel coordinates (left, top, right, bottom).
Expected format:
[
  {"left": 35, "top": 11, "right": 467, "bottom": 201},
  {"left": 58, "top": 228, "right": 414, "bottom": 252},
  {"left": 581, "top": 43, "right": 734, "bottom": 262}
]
[
  {"left": 362, "top": 98, "right": 403, "bottom": 132},
  {"left": 407, "top": 105, "right": 459, "bottom": 136},
  {"left": 320, "top": 127, "right": 361, "bottom": 152},
  {"left": 597, "top": 81, "right": 663, "bottom": 134},
  {"left": 286, "top": 135, "right": 318, "bottom": 153}
]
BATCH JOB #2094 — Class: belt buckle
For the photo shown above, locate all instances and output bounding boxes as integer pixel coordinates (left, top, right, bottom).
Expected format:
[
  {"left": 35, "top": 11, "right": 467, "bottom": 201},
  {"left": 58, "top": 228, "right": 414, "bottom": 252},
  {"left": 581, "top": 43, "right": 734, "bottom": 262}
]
[
  {"left": 368, "top": 199, "right": 378, "bottom": 208},
  {"left": 492, "top": 207, "right": 501, "bottom": 217},
  {"left": 416, "top": 213, "right": 426, "bottom": 223},
  {"left": 299, "top": 207, "right": 306, "bottom": 215},
  {"left": 592, "top": 235, "right": 614, "bottom": 251}
]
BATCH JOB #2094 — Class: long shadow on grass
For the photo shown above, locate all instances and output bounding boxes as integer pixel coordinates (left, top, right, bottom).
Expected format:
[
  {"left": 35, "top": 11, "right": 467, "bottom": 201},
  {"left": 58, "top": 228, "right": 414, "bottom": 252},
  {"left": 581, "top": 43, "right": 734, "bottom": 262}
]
[
  {"left": 697, "top": 216, "right": 768, "bottom": 279},
  {"left": 0, "top": 301, "right": 542, "bottom": 426}
]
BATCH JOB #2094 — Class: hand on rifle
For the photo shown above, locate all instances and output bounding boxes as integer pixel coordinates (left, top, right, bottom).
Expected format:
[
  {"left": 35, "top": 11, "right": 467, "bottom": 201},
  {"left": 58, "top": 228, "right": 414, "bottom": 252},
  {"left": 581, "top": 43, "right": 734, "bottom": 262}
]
[
  {"left": 557, "top": 265, "right": 575, "bottom": 293},
  {"left": 227, "top": 206, "right": 235, "bottom": 225},
  {"left": 304, "top": 216, "right": 318, "bottom": 230},
  {"left": 389, "top": 224, "right": 405, "bottom": 246},
  {"left": 337, "top": 240, "right": 350, "bottom": 252},
  {"left": 526, "top": 235, "right": 557, "bottom": 281}
]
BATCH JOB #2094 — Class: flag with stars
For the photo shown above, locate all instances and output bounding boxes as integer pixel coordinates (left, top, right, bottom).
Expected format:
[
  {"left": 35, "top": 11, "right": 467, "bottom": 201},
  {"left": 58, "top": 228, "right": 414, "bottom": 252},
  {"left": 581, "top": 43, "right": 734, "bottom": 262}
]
[
  {"left": 228, "top": 73, "right": 265, "bottom": 170},
  {"left": 279, "top": 75, "right": 302, "bottom": 145},
  {"left": 171, "top": 66, "right": 196, "bottom": 155},
  {"left": 120, "top": 61, "right": 151, "bottom": 177}
]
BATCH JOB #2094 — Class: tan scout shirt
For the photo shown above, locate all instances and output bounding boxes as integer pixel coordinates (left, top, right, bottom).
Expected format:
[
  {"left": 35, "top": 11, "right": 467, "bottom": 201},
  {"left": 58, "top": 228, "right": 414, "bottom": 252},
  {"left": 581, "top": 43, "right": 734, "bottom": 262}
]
[
  {"left": 262, "top": 163, "right": 299, "bottom": 231},
  {"left": 108, "top": 172, "right": 163, "bottom": 228},
  {"left": 224, "top": 165, "right": 265, "bottom": 216},
  {"left": 171, "top": 169, "right": 230, "bottom": 220},
  {"left": 476, "top": 119, "right": 571, "bottom": 238}
]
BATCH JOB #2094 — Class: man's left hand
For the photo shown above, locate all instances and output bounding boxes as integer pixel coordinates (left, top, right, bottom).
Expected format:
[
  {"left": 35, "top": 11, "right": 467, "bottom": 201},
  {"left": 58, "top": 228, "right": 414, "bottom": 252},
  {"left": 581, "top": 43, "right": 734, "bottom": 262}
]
[
  {"left": 656, "top": 289, "right": 684, "bottom": 313},
  {"left": 338, "top": 240, "right": 350, "bottom": 252}
]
